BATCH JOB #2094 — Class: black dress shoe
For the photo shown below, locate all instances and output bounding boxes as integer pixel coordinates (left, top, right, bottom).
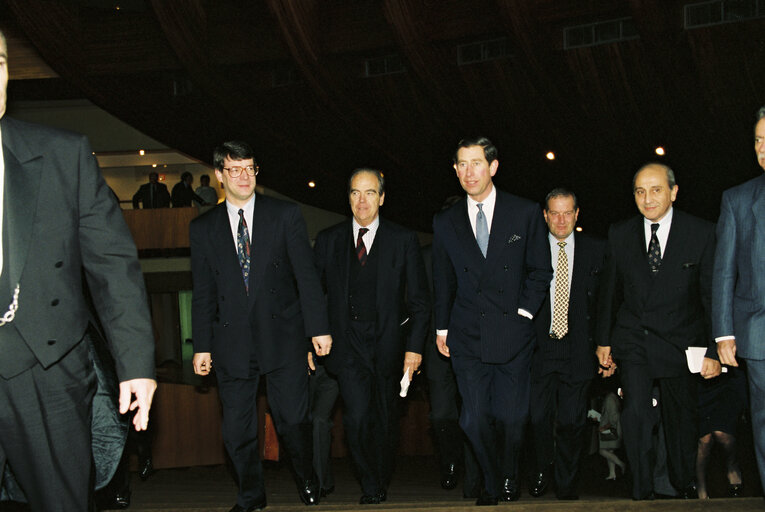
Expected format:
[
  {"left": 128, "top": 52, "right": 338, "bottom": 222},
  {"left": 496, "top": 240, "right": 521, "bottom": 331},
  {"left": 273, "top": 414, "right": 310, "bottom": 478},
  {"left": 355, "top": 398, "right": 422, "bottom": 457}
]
[
  {"left": 528, "top": 470, "right": 549, "bottom": 497},
  {"left": 475, "top": 491, "right": 498, "bottom": 506},
  {"left": 359, "top": 494, "right": 381, "bottom": 504},
  {"left": 320, "top": 486, "right": 334, "bottom": 497},
  {"left": 377, "top": 489, "right": 387, "bottom": 502},
  {"left": 138, "top": 457, "right": 153, "bottom": 481},
  {"left": 441, "top": 462, "right": 458, "bottom": 490},
  {"left": 298, "top": 481, "right": 320, "bottom": 505},
  {"left": 501, "top": 478, "right": 520, "bottom": 502},
  {"left": 229, "top": 498, "right": 267, "bottom": 512},
  {"left": 728, "top": 483, "right": 743, "bottom": 497}
]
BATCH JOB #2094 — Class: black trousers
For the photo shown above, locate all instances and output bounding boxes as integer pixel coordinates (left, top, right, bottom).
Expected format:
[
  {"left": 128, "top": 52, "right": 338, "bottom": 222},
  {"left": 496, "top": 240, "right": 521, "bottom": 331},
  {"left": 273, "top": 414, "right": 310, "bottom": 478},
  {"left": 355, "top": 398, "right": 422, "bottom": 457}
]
[
  {"left": 216, "top": 357, "right": 313, "bottom": 509},
  {"left": 424, "top": 333, "right": 481, "bottom": 493},
  {"left": 0, "top": 337, "right": 96, "bottom": 511},
  {"left": 450, "top": 344, "right": 532, "bottom": 498},
  {"left": 620, "top": 362, "right": 697, "bottom": 499},
  {"left": 309, "top": 364, "right": 339, "bottom": 491},
  {"left": 334, "top": 321, "right": 400, "bottom": 496},
  {"left": 528, "top": 358, "right": 591, "bottom": 495}
]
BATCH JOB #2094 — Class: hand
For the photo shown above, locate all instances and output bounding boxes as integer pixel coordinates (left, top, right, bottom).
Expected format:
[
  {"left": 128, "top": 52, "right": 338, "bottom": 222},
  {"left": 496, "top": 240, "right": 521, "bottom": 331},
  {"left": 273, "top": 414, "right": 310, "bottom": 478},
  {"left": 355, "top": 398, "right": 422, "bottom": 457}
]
[
  {"left": 308, "top": 352, "right": 315, "bottom": 372},
  {"left": 436, "top": 334, "right": 450, "bottom": 358},
  {"left": 193, "top": 352, "right": 213, "bottom": 376},
  {"left": 403, "top": 351, "right": 422, "bottom": 380},
  {"left": 596, "top": 346, "right": 616, "bottom": 377},
  {"left": 312, "top": 334, "right": 333, "bottom": 356},
  {"left": 701, "top": 357, "right": 722, "bottom": 379},
  {"left": 717, "top": 338, "right": 738, "bottom": 367},
  {"left": 119, "top": 378, "right": 157, "bottom": 431}
]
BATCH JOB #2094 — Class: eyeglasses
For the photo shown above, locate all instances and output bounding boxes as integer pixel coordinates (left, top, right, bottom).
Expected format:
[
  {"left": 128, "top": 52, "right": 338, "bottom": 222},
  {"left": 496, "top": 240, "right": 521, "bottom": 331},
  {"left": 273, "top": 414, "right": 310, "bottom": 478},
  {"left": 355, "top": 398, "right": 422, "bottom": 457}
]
[{"left": 223, "top": 166, "right": 259, "bottom": 177}]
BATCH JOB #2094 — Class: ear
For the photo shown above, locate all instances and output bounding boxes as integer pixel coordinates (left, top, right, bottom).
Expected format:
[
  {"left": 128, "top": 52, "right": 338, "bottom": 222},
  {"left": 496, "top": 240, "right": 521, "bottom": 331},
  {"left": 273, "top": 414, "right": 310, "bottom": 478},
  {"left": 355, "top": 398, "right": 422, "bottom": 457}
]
[
  {"left": 489, "top": 160, "right": 498, "bottom": 176},
  {"left": 670, "top": 185, "right": 678, "bottom": 202},
  {"left": 214, "top": 169, "right": 224, "bottom": 184},
  {"left": 379, "top": 192, "right": 385, "bottom": 206}
]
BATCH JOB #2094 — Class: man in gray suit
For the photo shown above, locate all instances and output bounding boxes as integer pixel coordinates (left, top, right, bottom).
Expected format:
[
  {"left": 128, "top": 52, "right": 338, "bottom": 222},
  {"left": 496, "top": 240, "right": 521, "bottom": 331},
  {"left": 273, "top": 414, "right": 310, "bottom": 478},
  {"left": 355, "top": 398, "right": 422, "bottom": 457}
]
[
  {"left": 713, "top": 105, "right": 765, "bottom": 492},
  {"left": 0, "top": 30, "right": 156, "bottom": 510}
]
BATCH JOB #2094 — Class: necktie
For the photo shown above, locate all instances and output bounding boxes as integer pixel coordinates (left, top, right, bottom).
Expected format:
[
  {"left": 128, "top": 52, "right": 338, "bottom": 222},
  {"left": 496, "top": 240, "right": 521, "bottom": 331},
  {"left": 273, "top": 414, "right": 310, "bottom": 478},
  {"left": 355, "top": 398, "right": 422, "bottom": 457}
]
[
  {"left": 476, "top": 203, "right": 488, "bottom": 258},
  {"left": 648, "top": 223, "right": 661, "bottom": 274},
  {"left": 356, "top": 227, "right": 369, "bottom": 266},
  {"left": 551, "top": 241, "right": 569, "bottom": 339},
  {"left": 237, "top": 209, "right": 251, "bottom": 293}
]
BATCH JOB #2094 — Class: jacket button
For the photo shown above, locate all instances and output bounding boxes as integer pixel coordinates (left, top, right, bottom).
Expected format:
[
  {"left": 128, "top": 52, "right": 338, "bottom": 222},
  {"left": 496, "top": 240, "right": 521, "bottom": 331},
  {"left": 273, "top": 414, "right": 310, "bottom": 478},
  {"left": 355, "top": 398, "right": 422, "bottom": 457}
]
[
  {"left": 503, "top": 311, "right": 508, "bottom": 316},
  {"left": 54, "top": 261, "right": 63, "bottom": 268},
  {"left": 47, "top": 340, "right": 56, "bottom": 346},
  {"left": 270, "top": 288, "right": 276, "bottom": 294},
  {"left": 480, "top": 312, "right": 485, "bottom": 317},
  {"left": 223, "top": 322, "right": 229, "bottom": 327},
  {"left": 271, "top": 314, "right": 277, "bottom": 319},
  {"left": 477, "top": 289, "right": 481, "bottom": 295},
  {"left": 464, "top": 267, "right": 469, "bottom": 272},
  {"left": 51, "top": 299, "right": 59, "bottom": 306},
  {"left": 504, "top": 265, "right": 509, "bottom": 271}
]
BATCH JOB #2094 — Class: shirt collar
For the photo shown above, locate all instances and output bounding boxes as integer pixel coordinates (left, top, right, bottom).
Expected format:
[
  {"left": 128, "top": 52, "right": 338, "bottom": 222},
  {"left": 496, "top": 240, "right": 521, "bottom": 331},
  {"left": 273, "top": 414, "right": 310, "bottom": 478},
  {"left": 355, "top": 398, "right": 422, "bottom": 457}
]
[
  {"left": 466, "top": 184, "right": 496, "bottom": 213},
  {"left": 643, "top": 206, "right": 673, "bottom": 230}
]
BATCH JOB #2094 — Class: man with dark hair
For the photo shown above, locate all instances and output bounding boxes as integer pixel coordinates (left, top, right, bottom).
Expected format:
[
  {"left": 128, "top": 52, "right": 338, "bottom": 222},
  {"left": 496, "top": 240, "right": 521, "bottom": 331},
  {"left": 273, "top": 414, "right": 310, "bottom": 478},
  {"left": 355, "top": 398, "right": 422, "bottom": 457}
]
[
  {"left": 194, "top": 174, "right": 219, "bottom": 206},
  {"left": 314, "top": 168, "right": 430, "bottom": 504},
  {"left": 527, "top": 188, "right": 605, "bottom": 500},
  {"left": 132, "top": 171, "right": 170, "bottom": 209},
  {"left": 0, "top": 29, "right": 156, "bottom": 510},
  {"left": 596, "top": 163, "right": 720, "bottom": 500},
  {"left": 713, "top": 105, "right": 765, "bottom": 492},
  {"left": 191, "top": 140, "right": 332, "bottom": 511},
  {"left": 433, "top": 136, "right": 552, "bottom": 505},
  {"left": 171, "top": 171, "right": 206, "bottom": 207}
]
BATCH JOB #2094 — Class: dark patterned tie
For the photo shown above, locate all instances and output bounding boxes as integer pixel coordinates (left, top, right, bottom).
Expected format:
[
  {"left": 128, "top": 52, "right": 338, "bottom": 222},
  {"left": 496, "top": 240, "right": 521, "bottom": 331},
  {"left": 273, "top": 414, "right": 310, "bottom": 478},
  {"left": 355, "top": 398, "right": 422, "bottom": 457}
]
[
  {"left": 648, "top": 223, "right": 661, "bottom": 274},
  {"left": 238, "top": 209, "right": 251, "bottom": 292},
  {"left": 356, "top": 227, "right": 369, "bottom": 266},
  {"left": 551, "top": 241, "right": 569, "bottom": 339}
]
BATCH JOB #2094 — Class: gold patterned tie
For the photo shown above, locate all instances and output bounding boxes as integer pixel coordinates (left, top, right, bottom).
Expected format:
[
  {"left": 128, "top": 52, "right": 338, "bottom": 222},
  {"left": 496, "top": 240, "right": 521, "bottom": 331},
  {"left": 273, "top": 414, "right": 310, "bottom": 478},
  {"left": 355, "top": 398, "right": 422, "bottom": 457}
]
[{"left": 551, "top": 241, "right": 569, "bottom": 339}]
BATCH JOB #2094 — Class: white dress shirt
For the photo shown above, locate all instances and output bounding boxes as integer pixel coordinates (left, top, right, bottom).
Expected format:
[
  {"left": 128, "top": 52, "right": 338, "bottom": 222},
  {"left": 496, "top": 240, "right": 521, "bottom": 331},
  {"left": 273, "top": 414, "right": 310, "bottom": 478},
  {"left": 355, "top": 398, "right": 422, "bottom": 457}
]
[
  {"left": 352, "top": 215, "right": 380, "bottom": 253},
  {"left": 642, "top": 207, "right": 673, "bottom": 258}
]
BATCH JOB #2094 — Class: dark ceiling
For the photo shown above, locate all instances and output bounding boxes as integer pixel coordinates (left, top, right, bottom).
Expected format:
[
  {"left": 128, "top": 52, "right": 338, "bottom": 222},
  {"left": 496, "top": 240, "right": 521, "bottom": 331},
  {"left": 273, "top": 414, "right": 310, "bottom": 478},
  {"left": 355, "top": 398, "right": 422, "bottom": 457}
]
[{"left": 2, "top": 0, "right": 764, "bottom": 234}]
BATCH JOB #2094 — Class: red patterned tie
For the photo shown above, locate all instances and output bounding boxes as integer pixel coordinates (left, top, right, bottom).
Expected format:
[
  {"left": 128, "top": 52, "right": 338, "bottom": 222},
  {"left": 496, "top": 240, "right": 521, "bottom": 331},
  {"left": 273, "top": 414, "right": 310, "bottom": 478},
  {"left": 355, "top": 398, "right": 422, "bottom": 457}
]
[{"left": 356, "top": 227, "right": 369, "bottom": 266}]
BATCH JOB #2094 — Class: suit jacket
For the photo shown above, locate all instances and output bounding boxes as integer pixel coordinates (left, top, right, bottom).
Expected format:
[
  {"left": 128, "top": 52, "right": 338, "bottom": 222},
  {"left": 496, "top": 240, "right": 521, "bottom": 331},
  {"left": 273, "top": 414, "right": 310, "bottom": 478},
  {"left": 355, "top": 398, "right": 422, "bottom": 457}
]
[
  {"left": 0, "top": 116, "right": 155, "bottom": 381},
  {"left": 314, "top": 218, "right": 430, "bottom": 377},
  {"left": 533, "top": 233, "right": 605, "bottom": 382},
  {"left": 132, "top": 181, "right": 170, "bottom": 209},
  {"left": 432, "top": 189, "right": 552, "bottom": 364},
  {"left": 190, "top": 195, "right": 329, "bottom": 377},
  {"left": 596, "top": 209, "right": 716, "bottom": 377},
  {"left": 713, "top": 173, "right": 765, "bottom": 359}
]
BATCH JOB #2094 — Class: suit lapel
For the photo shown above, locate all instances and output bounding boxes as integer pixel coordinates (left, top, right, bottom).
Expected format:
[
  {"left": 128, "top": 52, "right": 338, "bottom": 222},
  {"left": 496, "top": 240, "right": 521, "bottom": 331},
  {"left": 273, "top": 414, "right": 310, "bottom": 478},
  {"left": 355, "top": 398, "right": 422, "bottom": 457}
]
[
  {"left": 450, "top": 197, "right": 484, "bottom": 262},
  {"left": 374, "top": 219, "right": 393, "bottom": 308},
  {"left": 485, "top": 192, "right": 512, "bottom": 268},
  {"left": 2, "top": 119, "right": 43, "bottom": 289},
  {"left": 248, "top": 196, "right": 276, "bottom": 305},
  {"left": 753, "top": 176, "right": 765, "bottom": 241},
  {"left": 340, "top": 221, "right": 352, "bottom": 303}
]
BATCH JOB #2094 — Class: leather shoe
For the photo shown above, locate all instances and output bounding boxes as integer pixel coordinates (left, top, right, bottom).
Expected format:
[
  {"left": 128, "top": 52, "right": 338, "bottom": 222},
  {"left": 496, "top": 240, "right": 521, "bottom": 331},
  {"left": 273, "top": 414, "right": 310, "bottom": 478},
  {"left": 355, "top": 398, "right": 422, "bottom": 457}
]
[
  {"left": 229, "top": 498, "right": 267, "bottom": 512},
  {"left": 377, "top": 489, "right": 387, "bottom": 502},
  {"left": 138, "top": 456, "right": 153, "bottom": 481},
  {"left": 728, "top": 483, "right": 743, "bottom": 497},
  {"left": 528, "top": 469, "right": 549, "bottom": 497},
  {"left": 359, "top": 494, "right": 380, "bottom": 504},
  {"left": 475, "top": 491, "right": 498, "bottom": 506},
  {"left": 298, "top": 480, "right": 320, "bottom": 505},
  {"left": 501, "top": 477, "right": 520, "bottom": 502},
  {"left": 441, "top": 462, "right": 458, "bottom": 490}
]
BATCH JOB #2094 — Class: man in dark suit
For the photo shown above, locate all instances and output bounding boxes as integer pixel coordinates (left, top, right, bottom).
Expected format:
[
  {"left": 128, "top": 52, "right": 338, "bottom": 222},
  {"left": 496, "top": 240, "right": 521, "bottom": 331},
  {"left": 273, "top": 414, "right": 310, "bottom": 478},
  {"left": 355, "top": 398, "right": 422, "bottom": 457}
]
[
  {"left": 172, "top": 171, "right": 206, "bottom": 207},
  {"left": 191, "top": 140, "right": 332, "bottom": 511},
  {"left": 314, "top": 168, "right": 430, "bottom": 504},
  {"left": 132, "top": 171, "right": 170, "bottom": 209},
  {"left": 0, "top": 30, "right": 156, "bottom": 511},
  {"left": 713, "top": 105, "right": 765, "bottom": 492},
  {"left": 432, "top": 136, "right": 552, "bottom": 505},
  {"left": 596, "top": 163, "right": 720, "bottom": 500},
  {"left": 528, "top": 188, "right": 605, "bottom": 500}
]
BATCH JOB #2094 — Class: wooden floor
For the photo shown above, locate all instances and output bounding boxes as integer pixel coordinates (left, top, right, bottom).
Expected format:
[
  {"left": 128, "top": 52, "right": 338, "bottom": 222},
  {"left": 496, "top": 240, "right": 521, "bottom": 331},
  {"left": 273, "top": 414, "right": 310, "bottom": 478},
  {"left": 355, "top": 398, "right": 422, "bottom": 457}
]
[{"left": 87, "top": 453, "right": 763, "bottom": 512}]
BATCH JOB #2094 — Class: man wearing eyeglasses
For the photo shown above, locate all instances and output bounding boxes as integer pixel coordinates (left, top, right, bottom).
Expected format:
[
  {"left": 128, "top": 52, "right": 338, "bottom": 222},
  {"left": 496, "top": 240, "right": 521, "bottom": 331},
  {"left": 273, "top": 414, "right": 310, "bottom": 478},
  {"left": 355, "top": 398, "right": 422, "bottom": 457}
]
[{"left": 190, "top": 140, "right": 332, "bottom": 511}]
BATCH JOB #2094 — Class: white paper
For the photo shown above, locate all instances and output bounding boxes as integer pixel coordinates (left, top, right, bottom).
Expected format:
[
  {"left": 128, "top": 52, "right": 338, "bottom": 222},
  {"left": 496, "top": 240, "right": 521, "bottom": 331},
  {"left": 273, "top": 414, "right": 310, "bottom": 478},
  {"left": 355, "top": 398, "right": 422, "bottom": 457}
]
[
  {"left": 686, "top": 346, "right": 728, "bottom": 374},
  {"left": 400, "top": 368, "right": 411, "bottom": 397}
]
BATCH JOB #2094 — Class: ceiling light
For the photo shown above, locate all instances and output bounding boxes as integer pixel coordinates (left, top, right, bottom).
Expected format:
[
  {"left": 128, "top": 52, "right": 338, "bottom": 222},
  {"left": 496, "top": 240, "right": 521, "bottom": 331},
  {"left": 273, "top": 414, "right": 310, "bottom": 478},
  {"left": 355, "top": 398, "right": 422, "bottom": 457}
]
[
  {"left": 655, "top": 146, "right": 665, "bottom": 156},
  {"left": 139, "top": 149, "right": 145, "bottom": 156},
  {"left": 308, "top": 181, "right": 316, "bottom": 188},
  {"left": 546, "top": 152, "right": 555, "bottom": 160}
]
